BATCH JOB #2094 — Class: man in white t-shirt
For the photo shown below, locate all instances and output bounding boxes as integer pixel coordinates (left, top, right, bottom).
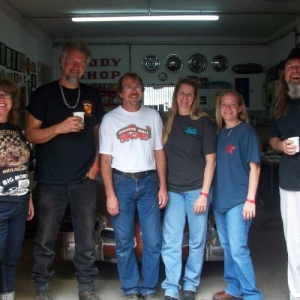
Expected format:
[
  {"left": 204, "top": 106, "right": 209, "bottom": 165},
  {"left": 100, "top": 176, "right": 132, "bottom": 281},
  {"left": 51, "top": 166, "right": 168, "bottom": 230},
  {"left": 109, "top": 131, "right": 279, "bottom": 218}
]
[{"left": 100, "top": 72, "right": 168, "bottom": 300}]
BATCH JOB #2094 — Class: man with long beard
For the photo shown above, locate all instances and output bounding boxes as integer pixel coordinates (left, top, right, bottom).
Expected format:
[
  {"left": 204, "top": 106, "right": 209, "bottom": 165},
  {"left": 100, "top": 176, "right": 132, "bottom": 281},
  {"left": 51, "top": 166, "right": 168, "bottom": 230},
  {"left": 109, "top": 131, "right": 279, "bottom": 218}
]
[{"left": 270, "top": 47, "right": 300, "bottom": 300}]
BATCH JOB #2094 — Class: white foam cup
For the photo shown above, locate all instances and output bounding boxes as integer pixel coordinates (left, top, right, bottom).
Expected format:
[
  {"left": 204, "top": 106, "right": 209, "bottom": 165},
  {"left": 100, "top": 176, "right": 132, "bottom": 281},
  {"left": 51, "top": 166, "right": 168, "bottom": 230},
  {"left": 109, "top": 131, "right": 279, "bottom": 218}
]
[
  {"left": 73, "top": 111, "right": 85, "bottom": 122},
  {"left": 288, "top": 136, "right": 299, "bottom": 152}
]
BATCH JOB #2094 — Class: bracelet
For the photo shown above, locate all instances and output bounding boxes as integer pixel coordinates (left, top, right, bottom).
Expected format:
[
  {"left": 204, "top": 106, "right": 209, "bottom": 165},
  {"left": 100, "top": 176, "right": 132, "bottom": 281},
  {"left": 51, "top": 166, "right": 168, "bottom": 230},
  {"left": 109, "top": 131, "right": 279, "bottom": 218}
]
[
  {"left": 92, "top": 164, "right": 100, "bottom": 173},
  {"left": 246, "top": 199, "right": 256, "bottom": 204},
  {"left": 200, "top": 191, "right": 209, "bottom": 197}
]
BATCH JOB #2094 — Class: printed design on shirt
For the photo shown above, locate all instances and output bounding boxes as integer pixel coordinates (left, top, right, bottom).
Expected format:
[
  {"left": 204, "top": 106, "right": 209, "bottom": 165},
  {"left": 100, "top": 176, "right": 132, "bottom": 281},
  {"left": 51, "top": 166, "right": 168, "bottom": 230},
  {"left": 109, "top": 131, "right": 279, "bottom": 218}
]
[
  {"left": 0, "top": 129, "right": 30, "bottom": 196},
  {"left": 225, "top": 143, "right": 237, "bottom": 154},
  {"left": 116, "top": 124, "right": 152, "bottom": 143},
  {"left": 82, "top": 100, "right": 93, "bottom": 116},
  {"left": 185, "top": 126, "right": 198, "bottom": 135},
  {"left": 0, "top": 130, "right": 29, "bottom": 168}
]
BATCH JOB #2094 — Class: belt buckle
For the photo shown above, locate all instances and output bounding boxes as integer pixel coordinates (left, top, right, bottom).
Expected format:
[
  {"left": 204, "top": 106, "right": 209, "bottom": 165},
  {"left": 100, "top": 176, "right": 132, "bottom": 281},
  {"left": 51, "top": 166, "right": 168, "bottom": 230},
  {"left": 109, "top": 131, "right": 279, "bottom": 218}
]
[{"left": 131, "top": 172, "right": 137, "bottom": 179}]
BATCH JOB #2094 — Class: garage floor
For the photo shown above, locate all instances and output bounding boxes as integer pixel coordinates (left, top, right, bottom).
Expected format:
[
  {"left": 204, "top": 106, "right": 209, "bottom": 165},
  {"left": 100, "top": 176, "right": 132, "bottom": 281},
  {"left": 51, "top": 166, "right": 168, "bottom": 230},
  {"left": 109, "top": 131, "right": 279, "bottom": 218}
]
[{"left": 14, "top": 165, "right": 289, "bottom": 300}]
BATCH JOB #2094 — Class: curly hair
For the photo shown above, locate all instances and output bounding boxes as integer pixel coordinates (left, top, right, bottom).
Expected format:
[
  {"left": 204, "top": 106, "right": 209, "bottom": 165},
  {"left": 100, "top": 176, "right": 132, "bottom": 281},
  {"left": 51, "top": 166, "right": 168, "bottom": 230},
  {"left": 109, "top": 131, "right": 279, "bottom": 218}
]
[
  {"left": 162, "top": 77, "right": 209, "bottom": 145},
  {"left": 215, "top": 89, "right": 248, "bottom": 133},
  {"left": 0, "top": 78, "right": 20, "bottom": 126}
]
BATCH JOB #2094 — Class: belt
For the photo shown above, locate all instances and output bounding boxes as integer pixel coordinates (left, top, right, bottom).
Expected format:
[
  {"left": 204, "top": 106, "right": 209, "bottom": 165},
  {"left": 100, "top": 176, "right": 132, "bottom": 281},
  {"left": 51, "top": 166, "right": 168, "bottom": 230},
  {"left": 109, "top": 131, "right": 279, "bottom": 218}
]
[{"left": 113, "top": 169, "right": 156, "bottom": 179}]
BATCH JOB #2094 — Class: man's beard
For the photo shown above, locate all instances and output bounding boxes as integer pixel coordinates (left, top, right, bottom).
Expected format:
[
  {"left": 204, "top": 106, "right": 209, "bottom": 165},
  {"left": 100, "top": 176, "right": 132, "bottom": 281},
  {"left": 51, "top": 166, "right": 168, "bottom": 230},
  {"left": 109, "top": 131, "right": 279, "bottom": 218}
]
[
  {"left": 66, "top": 74, "right": 80, "bottom": 85},
  {"left": 287, "top": 82, "right": 300, "bottom": 99}
]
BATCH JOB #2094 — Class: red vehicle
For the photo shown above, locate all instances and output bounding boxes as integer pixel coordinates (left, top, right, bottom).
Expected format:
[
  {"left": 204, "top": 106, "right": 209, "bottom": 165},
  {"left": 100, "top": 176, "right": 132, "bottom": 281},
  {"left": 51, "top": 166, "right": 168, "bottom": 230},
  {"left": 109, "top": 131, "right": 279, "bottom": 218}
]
[{"left": 57, "top": 179, "right": 224, "bottom": 263}]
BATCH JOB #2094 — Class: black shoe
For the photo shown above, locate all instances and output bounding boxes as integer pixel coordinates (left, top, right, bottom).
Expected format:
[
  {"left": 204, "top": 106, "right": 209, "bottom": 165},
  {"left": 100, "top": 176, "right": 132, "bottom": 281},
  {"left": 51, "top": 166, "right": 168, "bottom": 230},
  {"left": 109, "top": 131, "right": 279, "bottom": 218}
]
[
  {"left": 125, "top": 294, "right": 139, "bottom": 299},
  {"left": 183, "top": 290, "right": 196, "bottom": 300},
  {"left": 163, "top": 296, "right": 178, "bottom": 300}
]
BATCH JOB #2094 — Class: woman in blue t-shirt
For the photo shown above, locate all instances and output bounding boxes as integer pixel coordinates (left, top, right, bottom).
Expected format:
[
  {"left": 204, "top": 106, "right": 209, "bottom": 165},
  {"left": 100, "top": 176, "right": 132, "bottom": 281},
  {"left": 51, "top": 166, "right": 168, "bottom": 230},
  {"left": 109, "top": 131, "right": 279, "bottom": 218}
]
[{"left": 212, "top": 89, "right": 263, "bottom": 300}]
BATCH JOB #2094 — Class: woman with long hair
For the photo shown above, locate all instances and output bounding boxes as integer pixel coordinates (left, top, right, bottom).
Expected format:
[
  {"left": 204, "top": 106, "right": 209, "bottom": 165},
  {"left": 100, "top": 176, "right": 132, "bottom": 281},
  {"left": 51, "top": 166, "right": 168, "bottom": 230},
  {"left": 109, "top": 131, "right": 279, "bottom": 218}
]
[
  {"left": 212, "top": 90, "right": 263, "bottom": 300},
  {"left": 161, "top": 78, "right": 216, "bottom": 300}
]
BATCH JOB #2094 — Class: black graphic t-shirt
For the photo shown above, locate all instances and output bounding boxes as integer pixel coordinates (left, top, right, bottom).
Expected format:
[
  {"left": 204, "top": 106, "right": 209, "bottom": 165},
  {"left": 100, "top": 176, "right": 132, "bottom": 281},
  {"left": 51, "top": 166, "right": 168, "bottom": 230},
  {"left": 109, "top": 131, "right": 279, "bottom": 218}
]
[
  {"left": 0, "top": 122, "right": 30, "bottom": 202},
  {"left": 26, "top": 80, "right": 105, "bottom": 184},
  {"left": 164, "top": 115, "right": 216, "bottom": 192}
]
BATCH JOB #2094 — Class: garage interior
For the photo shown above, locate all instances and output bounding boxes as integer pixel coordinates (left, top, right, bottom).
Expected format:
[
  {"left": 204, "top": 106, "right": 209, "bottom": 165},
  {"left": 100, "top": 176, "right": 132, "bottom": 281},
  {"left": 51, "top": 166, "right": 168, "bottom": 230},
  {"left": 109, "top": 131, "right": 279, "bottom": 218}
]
[{"left": 1, "top": 0, "right": 300, "bottom": 299}]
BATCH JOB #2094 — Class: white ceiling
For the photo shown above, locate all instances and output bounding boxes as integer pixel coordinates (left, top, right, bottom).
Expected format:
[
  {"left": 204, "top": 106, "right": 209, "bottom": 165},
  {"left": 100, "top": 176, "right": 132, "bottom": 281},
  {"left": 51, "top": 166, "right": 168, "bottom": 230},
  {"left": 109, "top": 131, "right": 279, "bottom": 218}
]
[{"left": 3, "top": 0, "right": 300, "bottom": 44}]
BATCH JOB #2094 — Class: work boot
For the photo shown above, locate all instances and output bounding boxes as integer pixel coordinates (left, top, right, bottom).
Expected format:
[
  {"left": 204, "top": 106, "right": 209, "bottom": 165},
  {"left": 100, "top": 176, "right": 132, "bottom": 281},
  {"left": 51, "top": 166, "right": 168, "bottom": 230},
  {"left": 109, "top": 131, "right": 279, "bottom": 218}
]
[
  {"left": 79, "top": 290, "right": 101, "bottom": 300},
  {"left": 36, "top": 290, "right": 53, "bottom": 300}
]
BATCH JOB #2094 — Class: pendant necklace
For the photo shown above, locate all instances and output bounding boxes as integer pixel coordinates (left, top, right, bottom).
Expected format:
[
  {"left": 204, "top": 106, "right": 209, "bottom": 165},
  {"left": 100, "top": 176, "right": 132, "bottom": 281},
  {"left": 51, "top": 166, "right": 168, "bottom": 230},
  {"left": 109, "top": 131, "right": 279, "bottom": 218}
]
[
  {"left": 59, "top": 81, "right": 81, "bottom": 109},
  {"left": 221, "top": 121, "right": 241, "bottom": 139}
]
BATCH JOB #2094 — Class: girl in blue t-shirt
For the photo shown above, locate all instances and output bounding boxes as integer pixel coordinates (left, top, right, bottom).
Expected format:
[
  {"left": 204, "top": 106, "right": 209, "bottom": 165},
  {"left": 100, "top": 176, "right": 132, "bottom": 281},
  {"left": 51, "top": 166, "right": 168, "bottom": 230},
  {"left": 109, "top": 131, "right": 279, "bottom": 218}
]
[{"left": 212, "top": 90, "right": 263, "bottom": 300}]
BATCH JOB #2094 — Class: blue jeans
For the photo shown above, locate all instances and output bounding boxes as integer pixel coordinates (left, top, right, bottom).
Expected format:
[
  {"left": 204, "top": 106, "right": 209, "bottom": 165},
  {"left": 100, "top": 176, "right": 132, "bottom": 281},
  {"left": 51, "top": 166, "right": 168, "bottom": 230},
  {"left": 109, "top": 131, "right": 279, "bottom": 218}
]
[
  {"left": 32, "top": 179, "right": 98, "bottom": 293},
  {"left": 214, "top": 203, "right": 263, "bottom": 300},
  {"left": 112, "top": 172, "right": 161, "bottom": 296},
  {"left": 0, "top": 201, "right": 28, "bottom": 293},
  {"left": 161, "top": 189, "right": 211, "bottom": 299}
]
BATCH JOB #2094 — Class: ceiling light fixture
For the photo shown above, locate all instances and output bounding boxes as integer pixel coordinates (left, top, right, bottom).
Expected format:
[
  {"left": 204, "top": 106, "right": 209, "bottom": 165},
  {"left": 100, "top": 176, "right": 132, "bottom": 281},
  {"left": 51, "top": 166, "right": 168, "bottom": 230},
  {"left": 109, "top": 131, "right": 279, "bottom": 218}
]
[{"left": 72, "top": 15, "right": 219, "bottom": 22}]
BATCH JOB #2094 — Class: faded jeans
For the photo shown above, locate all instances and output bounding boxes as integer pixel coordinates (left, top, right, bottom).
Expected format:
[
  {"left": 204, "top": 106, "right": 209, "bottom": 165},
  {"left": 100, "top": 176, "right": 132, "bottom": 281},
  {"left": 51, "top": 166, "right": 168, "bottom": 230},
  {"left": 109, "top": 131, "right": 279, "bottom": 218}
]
[{"left": 214, "top": 203, "right": 263, "bottom": 300}]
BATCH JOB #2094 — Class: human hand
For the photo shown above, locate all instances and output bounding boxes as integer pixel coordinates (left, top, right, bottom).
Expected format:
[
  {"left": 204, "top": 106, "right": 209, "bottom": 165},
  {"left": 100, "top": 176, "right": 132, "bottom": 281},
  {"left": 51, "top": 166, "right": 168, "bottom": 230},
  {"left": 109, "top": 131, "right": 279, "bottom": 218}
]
[
  {"left": 193, "top": 195, "right": 207, "bottom": 214},
  {"left": 106, "top": 195, "right": 119, "bottom": 216},
  {"left": 56, "top": 116, "right": 85, "bottom": 134},
  {"left": 27, "top": 195, "right": 34, "bottom": 221},
  {"left": 242, "top": 201, "right": 256, "bottom": 220},
  {"left": 158, "top": 187, "right": 168, "bottom": 209},
  {"left": 283, "top": 139, "right": 298, "bottom": 156}
]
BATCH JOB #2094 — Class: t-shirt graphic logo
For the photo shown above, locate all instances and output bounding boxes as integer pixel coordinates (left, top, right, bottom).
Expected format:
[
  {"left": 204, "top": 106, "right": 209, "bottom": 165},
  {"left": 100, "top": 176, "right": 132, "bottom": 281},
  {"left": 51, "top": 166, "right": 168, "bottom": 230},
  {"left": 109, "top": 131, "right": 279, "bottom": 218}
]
[
  {"left": 117, "top": 124, "right": 152, "bottom": 143},
  {"left": 82, "top": 100, "right": 92, "bottom": 116},
  {"left": 226, "top": 143, "right": 236, "bottom": 154},
  {"left": 185, "top": 126, "right": 198, "bottom": 135}
]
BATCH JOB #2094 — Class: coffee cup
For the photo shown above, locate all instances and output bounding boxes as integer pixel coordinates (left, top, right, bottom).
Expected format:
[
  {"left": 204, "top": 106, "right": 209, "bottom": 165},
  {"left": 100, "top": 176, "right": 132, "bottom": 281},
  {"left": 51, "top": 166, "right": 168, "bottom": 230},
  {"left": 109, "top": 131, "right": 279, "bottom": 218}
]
[
  {"left": 73, "top": 111, "right": 85, "bottom": 122},
  {"left": 288, "top": 136, "right": 300, "bottom": 152}
]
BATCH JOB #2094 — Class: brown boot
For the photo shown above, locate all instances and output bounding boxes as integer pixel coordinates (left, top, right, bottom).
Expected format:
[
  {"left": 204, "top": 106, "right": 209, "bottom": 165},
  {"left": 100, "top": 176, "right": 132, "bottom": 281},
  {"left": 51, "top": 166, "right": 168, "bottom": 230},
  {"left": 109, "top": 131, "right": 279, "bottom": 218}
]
[{"left": 212, "top": 291, "right": 243, "bottom": 300}]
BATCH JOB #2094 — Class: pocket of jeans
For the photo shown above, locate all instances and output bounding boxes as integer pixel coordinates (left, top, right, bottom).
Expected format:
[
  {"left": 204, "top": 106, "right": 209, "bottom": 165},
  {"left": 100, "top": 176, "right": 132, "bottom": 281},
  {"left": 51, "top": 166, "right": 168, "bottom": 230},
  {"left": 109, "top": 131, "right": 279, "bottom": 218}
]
[
  {"left": 113, "top": 173, "right": 123, "bottom": 184},
  {"left": 147, "top": 172, "right": 158, "bottom": 183}
]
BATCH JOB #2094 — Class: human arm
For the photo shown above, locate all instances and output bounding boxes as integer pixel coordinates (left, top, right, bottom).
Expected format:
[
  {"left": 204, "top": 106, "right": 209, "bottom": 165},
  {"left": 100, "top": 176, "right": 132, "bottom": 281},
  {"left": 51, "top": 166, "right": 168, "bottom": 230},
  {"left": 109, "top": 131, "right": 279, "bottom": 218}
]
[
  {"left": 85, "top": 124, "right": 100, "bottom": 180},
  {"left": 24, "top": 113, "right": 84, "bottom": 144},
  {"left": 154, "top": 149, "right": 168, "bottom": 209},
  {"left": 27, "top": 192, "right": 34, "bottom": 221},
  {"left": 270, "top": 136, "right": 298, "bottom": 156},
  {"left": 100, "top": 154, "right": 119, "bottom": 216},
  {"left": 243, "top": 162, "right": 260, "bottom": 220},
  {"left": 194, "top": 153, "right": 216, "bottom": 214}
]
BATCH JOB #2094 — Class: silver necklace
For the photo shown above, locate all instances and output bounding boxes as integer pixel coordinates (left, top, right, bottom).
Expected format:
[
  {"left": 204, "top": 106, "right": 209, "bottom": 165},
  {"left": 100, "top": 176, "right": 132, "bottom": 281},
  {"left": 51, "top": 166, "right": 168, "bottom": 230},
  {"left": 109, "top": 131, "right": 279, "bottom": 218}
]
[
  {"left": 221, "top": 121, "right": 241, "bottom": 139},
  {"left": 59, "top": 81, "right": 81, "bottom": 109},
  {"left": 222, "top": 128, "right": 233, "bottom": 139}
]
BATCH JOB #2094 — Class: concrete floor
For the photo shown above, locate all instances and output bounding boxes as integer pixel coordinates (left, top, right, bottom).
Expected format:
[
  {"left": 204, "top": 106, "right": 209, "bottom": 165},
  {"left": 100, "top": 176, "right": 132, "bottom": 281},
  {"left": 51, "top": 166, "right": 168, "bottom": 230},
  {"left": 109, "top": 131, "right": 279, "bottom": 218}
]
[{"left": 14, "top": 165, "right": 290, "bottom": 300}]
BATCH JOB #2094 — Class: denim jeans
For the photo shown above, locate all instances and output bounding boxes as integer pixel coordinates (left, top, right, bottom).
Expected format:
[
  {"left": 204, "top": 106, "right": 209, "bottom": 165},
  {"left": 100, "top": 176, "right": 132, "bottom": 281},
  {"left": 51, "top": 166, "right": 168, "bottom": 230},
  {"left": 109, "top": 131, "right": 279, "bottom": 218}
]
[
  {"left": 0, "top": 201, "right": 28, "bottom": 293},
  {"left": 32, "top": 179, "right": 98, "bottom": 293},
  {"left": 161, "top": 189, "right": 211, "bottom": 299},
  {"left": 112, "top": 172, "right": 161, "bottom": 296},
  {"left": 214, "top": 203, "right": 263, "bottom": 300}
]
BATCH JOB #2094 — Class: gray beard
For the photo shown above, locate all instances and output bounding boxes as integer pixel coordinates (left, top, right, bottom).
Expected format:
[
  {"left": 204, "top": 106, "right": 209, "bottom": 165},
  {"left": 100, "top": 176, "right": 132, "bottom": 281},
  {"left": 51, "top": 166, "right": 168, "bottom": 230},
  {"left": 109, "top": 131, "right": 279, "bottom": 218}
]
[
  {"left": 66, "top": 75, "right": 79, "bottom": 85},
  {"left": 288, "top": 83, "right": 300, "bottom": 99}
]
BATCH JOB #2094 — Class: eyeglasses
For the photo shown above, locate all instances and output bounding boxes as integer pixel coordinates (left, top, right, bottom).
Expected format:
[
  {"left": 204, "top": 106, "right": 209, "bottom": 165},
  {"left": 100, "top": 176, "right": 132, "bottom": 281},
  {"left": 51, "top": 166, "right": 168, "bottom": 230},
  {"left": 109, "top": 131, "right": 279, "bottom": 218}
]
[
  {"left": 220, "top": 103, "right": 239, "bottom": 109},
  {"left": 123, "top": 85, "right": 143, "bottom": 92},
  {"left": 178, "top": 91, "right": 194, "bottom": 98},
  {"left": 0, "top": 93, "right": 12, "bottom": 99}
]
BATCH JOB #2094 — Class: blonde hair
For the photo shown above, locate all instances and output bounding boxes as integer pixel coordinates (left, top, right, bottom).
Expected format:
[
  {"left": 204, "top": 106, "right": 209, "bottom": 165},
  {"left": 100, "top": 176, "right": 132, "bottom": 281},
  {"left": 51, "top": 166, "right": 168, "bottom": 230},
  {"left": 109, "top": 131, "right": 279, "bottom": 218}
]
[
  {"left": 0, "top": 78, "right": 20, "bottom": 126},
  {"left": 215, "top": 89, "right": 248, "bottom": 133},
  {"left": 162, "top": 77, "right": 210, "bottom": 145}
]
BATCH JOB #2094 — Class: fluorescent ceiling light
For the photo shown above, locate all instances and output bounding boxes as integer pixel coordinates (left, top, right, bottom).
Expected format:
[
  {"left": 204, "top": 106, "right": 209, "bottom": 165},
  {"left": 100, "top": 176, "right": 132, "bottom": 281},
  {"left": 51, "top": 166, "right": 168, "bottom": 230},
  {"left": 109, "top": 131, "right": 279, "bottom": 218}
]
[{"left": 72, "top": 15, "right": 219, "bottom": 22}]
